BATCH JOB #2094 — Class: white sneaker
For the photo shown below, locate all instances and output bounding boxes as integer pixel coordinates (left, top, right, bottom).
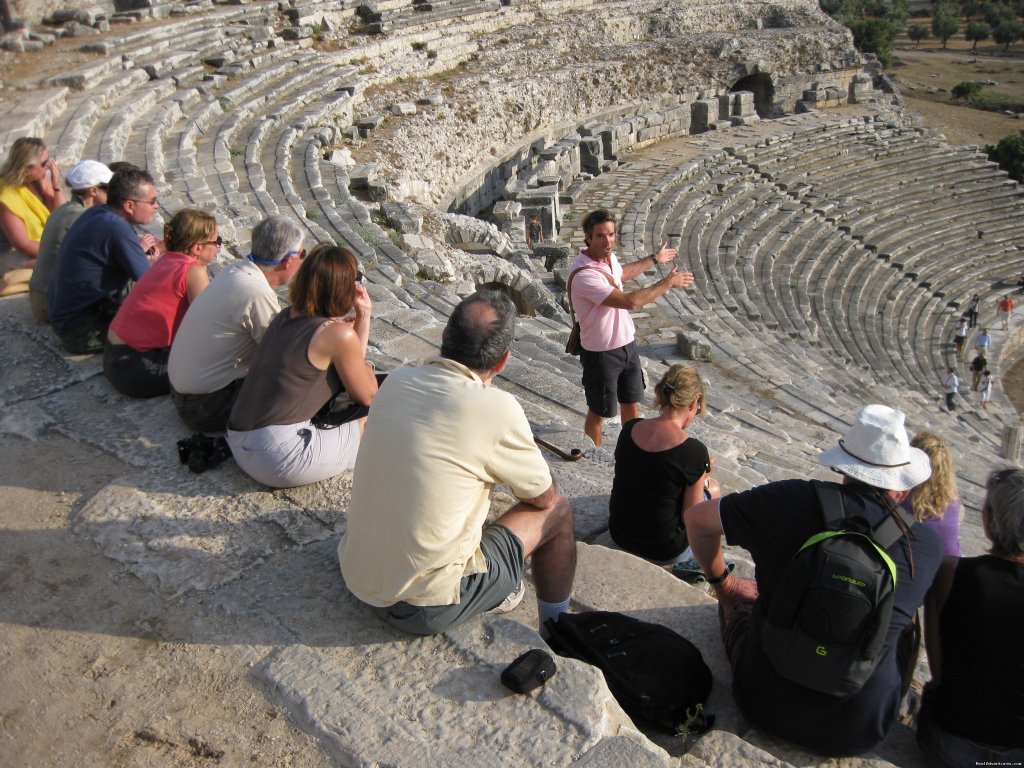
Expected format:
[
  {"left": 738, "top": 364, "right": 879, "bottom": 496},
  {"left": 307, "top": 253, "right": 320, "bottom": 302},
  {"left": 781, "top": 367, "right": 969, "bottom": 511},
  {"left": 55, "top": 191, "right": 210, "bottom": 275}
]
[{"left": 489, "top": 581, "right": 526, "bottom": 613}]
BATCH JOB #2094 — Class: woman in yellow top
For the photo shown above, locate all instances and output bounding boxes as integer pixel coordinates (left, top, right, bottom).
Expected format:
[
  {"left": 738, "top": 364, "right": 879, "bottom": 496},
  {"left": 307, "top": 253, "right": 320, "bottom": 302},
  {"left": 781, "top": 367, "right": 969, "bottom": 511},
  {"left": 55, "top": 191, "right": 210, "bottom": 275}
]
[{"left": 0, "top": 137, "right": 68, "bottom": 281}]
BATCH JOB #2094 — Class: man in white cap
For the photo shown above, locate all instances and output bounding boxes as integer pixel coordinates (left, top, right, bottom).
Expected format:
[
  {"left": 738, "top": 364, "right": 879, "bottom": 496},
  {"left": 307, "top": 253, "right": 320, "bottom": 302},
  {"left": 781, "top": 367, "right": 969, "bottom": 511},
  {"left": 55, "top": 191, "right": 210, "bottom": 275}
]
[
  {"left": 684, "top": 404, "right": 942, "bottom": 756},
  {"left": 28, "top": 160, "right": 114, "bottom": 322}
]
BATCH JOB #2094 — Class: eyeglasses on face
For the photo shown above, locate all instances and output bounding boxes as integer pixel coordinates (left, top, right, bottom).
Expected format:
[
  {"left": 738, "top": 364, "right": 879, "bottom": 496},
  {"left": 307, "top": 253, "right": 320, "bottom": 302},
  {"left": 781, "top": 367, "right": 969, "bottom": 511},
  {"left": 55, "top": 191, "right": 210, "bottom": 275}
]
[
  {"left": 129, "top": 197, "right": 159, "bottom": 206},
  {"left": 285, "top": 248, "right": 306, "bottom": 261},
  {"left": 96, "top": 184, "right": 109, "bottom": 191},
  {"left": 355, "top": 271, "right": 363, "bottom": 283},
  {"left": 199, "top": 236, "right": 223, "bottom": 247}
]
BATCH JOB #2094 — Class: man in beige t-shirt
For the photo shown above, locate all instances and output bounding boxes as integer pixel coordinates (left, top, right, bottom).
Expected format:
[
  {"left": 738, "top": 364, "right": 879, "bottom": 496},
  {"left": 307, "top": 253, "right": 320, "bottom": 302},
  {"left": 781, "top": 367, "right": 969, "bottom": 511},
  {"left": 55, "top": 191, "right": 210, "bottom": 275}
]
[{"left": 340, "top": 290, "right": 575, "bottom": 635}]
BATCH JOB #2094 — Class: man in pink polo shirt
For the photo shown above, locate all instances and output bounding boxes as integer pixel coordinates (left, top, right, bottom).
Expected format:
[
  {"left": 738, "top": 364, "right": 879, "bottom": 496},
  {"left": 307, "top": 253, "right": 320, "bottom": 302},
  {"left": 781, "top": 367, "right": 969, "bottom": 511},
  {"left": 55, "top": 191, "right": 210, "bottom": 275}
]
[{"left": 569, "top": 209, "right": 694, "bottom": 447}]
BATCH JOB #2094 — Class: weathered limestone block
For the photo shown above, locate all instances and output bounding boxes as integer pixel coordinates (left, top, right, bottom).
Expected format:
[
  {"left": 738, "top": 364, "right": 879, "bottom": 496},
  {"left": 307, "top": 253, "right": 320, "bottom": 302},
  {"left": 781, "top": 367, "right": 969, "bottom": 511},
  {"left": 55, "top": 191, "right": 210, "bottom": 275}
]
[
  {"left": 391, "top": 101, "right": 417, "bottom": 116},
  {"left": 534, "top": 242, "right": 572, "bottom": 272},
  {"left": 411, "top": 248, "right": 456, "bottom": 282},
  {"left": 677, "top": 331, "right": 712, "bottom": 361},
  {"left": 508, "top": 251, "right": 536, "bottom": 273},
  {"left": 580, "top": 136, "right": 604, "bottom": 175},
  {"left": 402, "top": 233, "right": 435, "bottom": 250},
  {"left": 356, "top": 114, "right": 386, "bottom": 137},
  {"left": 64, "top": 20, "right": 101, "bottom": 35},
  {"left": 417, "top": 92, "right": 444, "bottom": 106},
  {"left": 732, "top": 90, "right": 755, "bottom": 117},
  {"left": 254, "top": 616, "right": 667, "bottom": 768},
  {"left": 349, "top": 162, "right": 381, "bottom": 189},
  {"left": 49, "top": 6, "right": 104, "bottom": 25},
  {"left": 382, "top": 201, "right": 423, "bottom": 234},
  {"left": 691, "top": 99, "right": 720, "bottom": 132},
  {"left": 491, "top": 200, "right": 522, "bottom": 227},
  {"left": 72, "top": 468, "right": 353, "bottom": 597},
  {"left": 445, "top": 213, "right": 515, "bottom": 257}
]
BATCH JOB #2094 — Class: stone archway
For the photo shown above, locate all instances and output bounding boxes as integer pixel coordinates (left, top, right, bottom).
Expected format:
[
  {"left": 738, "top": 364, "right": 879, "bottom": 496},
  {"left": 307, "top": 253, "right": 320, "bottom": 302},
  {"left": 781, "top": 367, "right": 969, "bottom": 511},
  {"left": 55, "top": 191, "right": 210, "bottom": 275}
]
[{"left": 731, "top": 73, "right": 775, "bottom": 118}]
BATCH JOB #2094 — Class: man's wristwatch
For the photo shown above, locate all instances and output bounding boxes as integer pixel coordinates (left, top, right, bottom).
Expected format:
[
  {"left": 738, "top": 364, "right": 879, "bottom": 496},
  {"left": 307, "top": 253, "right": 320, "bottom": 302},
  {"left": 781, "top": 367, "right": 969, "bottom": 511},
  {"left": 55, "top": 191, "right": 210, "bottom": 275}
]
[
  {"left": 706, "top": 568, "right": 731, "bottom": 586},
  {"left": 649, "top": 253, "right": 658, "bottom": 265}
]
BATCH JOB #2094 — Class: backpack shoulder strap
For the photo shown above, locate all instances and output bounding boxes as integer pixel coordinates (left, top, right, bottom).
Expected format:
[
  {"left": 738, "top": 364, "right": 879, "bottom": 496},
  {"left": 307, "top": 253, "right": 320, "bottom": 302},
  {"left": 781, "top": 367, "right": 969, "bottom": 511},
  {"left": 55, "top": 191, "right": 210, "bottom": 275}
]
[
  {"left": 566, "top": 265, "right": 618, "bottom": 317},
  {"left": 566, "top": 268, "right": 584, "bottom": 320},
  {"left": 811, "top": 479, "right": 846, "bottom": 530},
  {"left": 869, "top": 497, "right": 914, "bottom": 550},
  {"left": 812, "top": 479, "right": 911, "bottom": 550}
]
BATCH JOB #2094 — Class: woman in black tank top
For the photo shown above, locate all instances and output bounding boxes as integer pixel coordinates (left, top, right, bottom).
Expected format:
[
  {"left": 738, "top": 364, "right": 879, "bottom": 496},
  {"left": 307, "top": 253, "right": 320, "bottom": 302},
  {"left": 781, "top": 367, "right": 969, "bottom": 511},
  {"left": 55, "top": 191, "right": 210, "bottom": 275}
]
[{"left": 608, "top": 364, "right": 720, "bottom": 563}]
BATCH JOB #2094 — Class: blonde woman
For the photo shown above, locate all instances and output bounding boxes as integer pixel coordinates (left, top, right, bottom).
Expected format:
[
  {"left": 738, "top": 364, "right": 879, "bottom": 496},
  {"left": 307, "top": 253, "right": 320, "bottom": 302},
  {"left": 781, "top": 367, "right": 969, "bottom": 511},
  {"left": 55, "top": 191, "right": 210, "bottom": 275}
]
[
  {"left": 0, "top": 137, "right": 67, "bottom": 265},
  {"left": 608, "top": 364, "right": 719, "bottom": 563},
  {"left": 103, "top": 209, "right": 218, "bottom": 398},
  {"left": 903, "top": 430, "right": 962, "bottom": 557}
]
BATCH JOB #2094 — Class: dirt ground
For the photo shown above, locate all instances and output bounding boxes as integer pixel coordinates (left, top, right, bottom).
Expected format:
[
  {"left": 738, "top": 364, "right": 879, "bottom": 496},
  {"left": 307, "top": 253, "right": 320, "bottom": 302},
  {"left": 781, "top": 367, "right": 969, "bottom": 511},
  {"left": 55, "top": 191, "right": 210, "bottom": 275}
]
[{"left": 0, "top": 431, "right": 334, "bottom": 767}]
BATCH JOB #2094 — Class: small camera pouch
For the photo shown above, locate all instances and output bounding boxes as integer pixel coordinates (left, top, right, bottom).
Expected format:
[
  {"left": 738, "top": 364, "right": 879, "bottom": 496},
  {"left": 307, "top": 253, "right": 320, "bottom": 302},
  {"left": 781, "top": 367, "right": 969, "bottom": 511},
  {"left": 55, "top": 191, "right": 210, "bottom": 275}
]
[{"left": 501, "top": 649, "right": 556, "bottom": 694}]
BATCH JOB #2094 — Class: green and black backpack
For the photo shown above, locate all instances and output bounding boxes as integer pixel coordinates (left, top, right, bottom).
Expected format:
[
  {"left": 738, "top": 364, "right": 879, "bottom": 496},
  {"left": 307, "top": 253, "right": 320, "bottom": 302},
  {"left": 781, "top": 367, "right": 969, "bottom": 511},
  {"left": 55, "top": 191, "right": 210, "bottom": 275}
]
[{"left": 759, "top": 480, "right": 912, "bottom": 696}]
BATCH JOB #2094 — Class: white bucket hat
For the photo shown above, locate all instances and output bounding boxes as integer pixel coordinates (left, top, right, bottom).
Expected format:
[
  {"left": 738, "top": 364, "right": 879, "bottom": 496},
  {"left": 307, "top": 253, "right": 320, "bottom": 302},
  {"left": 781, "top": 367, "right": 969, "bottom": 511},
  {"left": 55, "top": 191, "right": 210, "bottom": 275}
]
[{"left": 818, "top": 404, "right": 931, "bottom": 492}]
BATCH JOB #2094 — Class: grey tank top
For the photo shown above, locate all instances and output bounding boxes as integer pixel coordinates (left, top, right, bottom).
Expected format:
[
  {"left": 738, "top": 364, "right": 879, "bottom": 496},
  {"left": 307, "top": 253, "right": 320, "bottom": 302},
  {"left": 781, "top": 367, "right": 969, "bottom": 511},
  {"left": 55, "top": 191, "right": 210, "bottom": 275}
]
[{"left": 228, "top": 308, "right": 342, "bottom": 431}]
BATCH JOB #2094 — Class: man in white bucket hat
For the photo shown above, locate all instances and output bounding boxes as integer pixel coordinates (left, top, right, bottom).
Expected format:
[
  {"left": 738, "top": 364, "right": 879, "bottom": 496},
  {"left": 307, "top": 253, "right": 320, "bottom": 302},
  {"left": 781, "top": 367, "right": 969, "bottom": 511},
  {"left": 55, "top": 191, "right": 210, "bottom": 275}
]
[{"left": 683, "top": 404, "right": 943, "bottom": 756}]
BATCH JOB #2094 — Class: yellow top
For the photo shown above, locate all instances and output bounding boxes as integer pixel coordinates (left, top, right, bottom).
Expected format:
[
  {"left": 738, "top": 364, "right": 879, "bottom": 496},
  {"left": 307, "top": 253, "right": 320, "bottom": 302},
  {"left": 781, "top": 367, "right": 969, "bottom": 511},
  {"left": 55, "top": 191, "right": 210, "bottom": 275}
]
[{"left": 0, "top": 184, "right": 49, "bottom": 243}]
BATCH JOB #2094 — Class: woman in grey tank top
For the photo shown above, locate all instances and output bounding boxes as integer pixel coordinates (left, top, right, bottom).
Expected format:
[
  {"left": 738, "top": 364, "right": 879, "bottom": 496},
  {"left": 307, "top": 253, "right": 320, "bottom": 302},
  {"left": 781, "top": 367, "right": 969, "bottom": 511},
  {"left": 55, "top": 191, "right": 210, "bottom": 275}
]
[{"left": 226, "top": 244, "right": 378, "bottom": 488}]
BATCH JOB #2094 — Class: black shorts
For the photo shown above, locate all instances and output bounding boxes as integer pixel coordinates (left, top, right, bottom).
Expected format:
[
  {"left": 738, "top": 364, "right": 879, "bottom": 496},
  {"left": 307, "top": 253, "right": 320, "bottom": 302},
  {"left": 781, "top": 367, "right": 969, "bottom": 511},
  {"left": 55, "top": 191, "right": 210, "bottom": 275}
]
[
  {"left": 103, "top": 343, "right": 171, "bottom": 399},
  {"left": 580, "top": 341, "right": 644, "bottom": 418}
]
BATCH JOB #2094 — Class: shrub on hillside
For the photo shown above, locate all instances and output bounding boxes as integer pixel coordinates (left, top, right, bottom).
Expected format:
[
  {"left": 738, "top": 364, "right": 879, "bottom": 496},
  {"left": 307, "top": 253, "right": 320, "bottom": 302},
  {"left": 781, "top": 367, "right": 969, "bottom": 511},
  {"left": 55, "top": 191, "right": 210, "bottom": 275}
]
[
  {"left": 987, "top": 130, "right": 1024, "bottom": 183},
  {"left": 952, "top": 80, "right": 983, "bottom": 100}
]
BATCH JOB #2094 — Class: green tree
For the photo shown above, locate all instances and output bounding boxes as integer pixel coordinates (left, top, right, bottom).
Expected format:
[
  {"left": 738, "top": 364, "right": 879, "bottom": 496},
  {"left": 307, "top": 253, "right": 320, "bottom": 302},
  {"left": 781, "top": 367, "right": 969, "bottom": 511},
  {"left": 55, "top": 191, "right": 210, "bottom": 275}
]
[
  {"left": 932, "top": 2, "right": 961, "bottom": 46},
  {"left": 987, "top": 130, "right": 1024, "bottom": 183},
  {"left": 908, "top": 21, "right": 931, "bottom": 44},
  {"left": 952, "top": 80, "right": 983, "bottom": 100},
  {"left": 966, "top": 19, "right": 991, "bottom": 47},
  {"left": 959, "top": 0, "right": 982, "bottom": 18},
  {"left": 848, "top": 17, "right": 900, "bottom": 65},
  {"left": 982, "top": 1, "right": 1014, "bottom": 26},
  {"left": 993, "top": 16, "right": 1024, "bottom": 49}
]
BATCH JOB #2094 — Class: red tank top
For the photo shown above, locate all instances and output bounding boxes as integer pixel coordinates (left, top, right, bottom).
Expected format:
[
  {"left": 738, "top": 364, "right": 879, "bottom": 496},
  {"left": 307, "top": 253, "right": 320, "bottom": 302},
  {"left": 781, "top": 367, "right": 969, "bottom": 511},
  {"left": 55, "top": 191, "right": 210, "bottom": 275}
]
[{"left": 109, "top": 251, "right": 199, "bottom": 351}]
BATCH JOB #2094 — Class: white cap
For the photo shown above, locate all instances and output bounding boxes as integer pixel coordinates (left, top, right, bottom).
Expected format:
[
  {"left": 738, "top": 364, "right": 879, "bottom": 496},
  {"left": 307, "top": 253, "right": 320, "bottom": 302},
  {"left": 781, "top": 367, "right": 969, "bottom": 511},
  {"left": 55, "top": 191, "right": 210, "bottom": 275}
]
[{"left": 66, "top": 160, "right": 113, "bottom": 191}]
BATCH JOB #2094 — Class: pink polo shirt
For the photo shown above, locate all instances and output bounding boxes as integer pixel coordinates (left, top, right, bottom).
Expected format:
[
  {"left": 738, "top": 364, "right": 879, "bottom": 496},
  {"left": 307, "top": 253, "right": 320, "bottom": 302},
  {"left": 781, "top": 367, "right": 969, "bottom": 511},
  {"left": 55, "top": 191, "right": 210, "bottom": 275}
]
[{"left": 569, "top": 250, "right": 635, "bottom": 352}]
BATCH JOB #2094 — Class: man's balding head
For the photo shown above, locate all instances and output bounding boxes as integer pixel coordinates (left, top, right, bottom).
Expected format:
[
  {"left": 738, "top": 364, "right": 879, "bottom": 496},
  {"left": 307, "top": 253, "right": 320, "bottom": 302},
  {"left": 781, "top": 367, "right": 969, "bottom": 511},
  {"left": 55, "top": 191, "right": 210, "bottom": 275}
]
[{"left": 441, "top": 290, "right": 516, "bottom": 374}]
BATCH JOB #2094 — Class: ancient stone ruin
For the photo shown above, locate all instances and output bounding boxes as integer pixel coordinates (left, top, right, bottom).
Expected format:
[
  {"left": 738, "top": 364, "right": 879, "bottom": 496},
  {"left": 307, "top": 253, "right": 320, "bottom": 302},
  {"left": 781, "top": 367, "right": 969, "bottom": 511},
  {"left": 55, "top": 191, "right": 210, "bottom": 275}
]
[{"left": 1, "top": 0, "right": 1022, "bottom": 765}]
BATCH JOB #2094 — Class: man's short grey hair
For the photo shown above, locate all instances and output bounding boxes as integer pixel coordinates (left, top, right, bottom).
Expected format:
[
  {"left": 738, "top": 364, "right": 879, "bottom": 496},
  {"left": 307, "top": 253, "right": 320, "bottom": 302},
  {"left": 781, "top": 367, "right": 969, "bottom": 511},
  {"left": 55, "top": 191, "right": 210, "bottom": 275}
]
[
  {"left": 251, "top": 215, "right": 303, "bottom": 264},
  {"left": 985, "top": 468, "right": 1024, "bottom": 556},
  {"left": 441, "top": 289, "right": 515, "bottom": 372}
]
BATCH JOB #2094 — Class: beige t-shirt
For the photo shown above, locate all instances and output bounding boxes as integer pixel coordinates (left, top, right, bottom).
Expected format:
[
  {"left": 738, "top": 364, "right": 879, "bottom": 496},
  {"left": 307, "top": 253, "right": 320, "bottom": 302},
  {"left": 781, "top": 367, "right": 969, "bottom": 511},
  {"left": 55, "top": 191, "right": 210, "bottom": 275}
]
[
  {"left": 168, "top": 259, "right": 281, "bottom": 394},
  {"left": 339, "top": 357, "right": 552, "bottom": 607}
]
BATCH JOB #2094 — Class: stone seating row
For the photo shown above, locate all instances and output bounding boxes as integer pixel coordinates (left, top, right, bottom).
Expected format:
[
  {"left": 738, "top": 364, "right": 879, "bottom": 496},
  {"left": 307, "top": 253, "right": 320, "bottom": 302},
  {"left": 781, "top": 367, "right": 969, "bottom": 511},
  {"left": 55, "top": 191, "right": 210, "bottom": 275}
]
[
  {"left": 562, "top": 114, "right": 1018, "bottom": 464},
  {"left": 716, "top": 117, "right": 1024, "bottom": 372},
  {"left": 364, "top": 0, "right": 503, "bottom": 34}
]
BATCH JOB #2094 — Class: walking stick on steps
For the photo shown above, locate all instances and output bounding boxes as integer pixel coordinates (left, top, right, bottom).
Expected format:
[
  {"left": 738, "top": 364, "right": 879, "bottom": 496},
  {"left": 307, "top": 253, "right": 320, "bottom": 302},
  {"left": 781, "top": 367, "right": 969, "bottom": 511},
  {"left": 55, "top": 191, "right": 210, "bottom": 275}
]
[{"left": 533, "top": 435, "right": 583, "bottom": 462}]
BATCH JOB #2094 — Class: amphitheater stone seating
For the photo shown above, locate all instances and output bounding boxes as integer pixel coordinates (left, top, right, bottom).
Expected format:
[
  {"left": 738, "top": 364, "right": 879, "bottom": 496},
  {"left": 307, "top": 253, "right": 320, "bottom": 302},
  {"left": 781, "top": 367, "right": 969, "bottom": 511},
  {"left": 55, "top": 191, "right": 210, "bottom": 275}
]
[{"left": 2, "top": 0, "right": 1021, "bottom": 763}]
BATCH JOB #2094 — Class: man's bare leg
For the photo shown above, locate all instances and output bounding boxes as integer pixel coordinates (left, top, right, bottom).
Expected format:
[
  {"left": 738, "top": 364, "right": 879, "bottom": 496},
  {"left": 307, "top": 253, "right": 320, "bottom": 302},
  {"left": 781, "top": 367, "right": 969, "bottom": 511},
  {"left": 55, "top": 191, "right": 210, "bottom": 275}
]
[
  {"left": 496, "top": 493, "right": 575, "bottom": 604},
  {"left": 584, "top": 409, "right": 604, "bottom": 448},
  {"left": 620, "top": 401, "right": 640, "bottom": 425}
]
